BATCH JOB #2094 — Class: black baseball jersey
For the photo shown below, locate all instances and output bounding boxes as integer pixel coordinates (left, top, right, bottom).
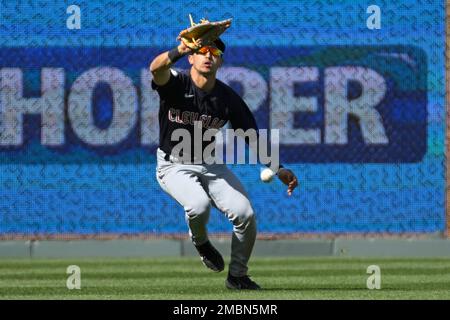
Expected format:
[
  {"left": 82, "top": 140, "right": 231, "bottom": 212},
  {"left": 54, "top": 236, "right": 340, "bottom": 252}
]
[{"left": 151, "top": 69, "right": 259, "bottom": 161}]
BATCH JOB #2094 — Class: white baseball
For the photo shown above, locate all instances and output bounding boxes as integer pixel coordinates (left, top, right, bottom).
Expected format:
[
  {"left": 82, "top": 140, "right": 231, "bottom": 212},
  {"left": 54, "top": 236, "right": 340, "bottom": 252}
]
[{"left": 260, "top": 168, "right": 275, "bottom": 183}]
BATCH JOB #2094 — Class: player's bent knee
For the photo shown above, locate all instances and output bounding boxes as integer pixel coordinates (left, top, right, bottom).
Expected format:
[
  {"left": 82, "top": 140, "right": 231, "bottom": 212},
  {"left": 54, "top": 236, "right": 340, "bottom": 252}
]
[
  {"left": 230, "top": 202, "right": 255, "bottom": 226},
  {"left": 244, "top": 209, "right": 256, "bottom": 226},
  {"left": 184, "top": 199, "right": 211, "bottom": 220}
]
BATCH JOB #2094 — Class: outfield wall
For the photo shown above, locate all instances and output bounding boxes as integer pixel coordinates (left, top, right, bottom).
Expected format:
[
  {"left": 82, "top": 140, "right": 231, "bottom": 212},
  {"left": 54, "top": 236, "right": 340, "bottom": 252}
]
[
  {"left": 1, "top": 239, "right": 450, "bottom": 258},
  {"left": 0, "top": 1, "right": 447, "bottom": 237}
]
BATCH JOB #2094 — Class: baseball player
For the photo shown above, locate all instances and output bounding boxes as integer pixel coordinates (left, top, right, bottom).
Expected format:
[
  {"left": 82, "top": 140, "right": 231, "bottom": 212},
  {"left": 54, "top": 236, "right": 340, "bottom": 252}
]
[{"left": 149, "top": 33, "right": 298, "bottom": 290}]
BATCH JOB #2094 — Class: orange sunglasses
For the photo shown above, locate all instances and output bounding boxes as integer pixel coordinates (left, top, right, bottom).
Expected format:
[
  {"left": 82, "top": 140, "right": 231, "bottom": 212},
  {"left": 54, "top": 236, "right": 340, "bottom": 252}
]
[{"left": 197, "top": 46, "right": 223, "bottom": 57}]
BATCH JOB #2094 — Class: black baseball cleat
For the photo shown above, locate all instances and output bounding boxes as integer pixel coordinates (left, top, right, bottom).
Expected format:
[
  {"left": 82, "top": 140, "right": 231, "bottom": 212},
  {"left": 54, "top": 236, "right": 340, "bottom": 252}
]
[
  {"left": 225, "top": 273, "right": 262, "bottom": 290},
  {"left": 194, "top": 241, "right": 225, "bottom": 272}
]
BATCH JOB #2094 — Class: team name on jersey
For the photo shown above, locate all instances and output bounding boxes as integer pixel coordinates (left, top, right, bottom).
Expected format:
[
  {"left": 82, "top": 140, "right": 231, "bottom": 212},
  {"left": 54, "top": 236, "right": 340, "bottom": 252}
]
[{"left": 168, "top": 108, "right": 227, "bottom": 129}]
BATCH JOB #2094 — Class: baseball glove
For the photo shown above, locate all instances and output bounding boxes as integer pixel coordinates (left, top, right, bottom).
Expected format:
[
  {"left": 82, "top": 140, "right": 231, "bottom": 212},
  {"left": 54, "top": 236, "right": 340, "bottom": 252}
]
[{"left": 177, "top": 15, "right": 232, "bottom": 50}]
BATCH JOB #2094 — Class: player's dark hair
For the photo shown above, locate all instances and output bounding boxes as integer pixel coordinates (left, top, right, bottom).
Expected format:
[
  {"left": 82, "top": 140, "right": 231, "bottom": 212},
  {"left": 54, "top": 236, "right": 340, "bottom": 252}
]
[{"left": 213, "top": 38, "right": 226, "bottom": 52}]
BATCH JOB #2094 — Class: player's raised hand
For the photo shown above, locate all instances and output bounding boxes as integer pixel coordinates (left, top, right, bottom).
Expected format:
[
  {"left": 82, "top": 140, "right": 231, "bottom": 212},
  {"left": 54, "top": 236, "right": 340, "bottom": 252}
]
[
  {"left": 178, "top": 37, "right": 203, "bottom": 54},
  {"left": 277, "top": 168, "right": 298, "bottom": 196}
]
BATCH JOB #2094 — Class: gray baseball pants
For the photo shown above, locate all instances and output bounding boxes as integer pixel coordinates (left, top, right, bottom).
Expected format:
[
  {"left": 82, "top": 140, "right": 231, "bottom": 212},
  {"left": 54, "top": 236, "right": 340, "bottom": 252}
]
[{"left": 155, "top": 148, "right": 257, "bottom": 277}]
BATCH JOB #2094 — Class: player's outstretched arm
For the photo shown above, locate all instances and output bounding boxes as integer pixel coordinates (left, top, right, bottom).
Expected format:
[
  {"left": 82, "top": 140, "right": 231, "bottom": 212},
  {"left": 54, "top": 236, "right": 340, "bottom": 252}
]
[{"left": 149, "top": 40, "right": 201, "bottom": 86}]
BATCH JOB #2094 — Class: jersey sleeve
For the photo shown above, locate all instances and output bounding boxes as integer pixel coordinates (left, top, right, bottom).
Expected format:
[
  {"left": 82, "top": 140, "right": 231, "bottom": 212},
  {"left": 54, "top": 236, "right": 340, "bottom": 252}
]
[
  {"left": 151, "top": 68, "right": 183, "bottom": 98},
  {"left": 228, "top": 90, "right": 284, "bottom": 172},
  {"left": 228, "top": 91, "right": 259, "bottom": 132}
]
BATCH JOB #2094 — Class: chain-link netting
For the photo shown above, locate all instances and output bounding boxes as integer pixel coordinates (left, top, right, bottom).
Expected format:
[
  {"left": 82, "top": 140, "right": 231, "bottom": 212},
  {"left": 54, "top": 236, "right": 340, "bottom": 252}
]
[{"left": 0, "top": 0, "right": 446, "bottom": 238}]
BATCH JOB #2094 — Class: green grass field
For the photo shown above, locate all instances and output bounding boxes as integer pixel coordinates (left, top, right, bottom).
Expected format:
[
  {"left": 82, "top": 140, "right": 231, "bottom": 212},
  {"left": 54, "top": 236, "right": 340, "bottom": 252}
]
[{"left": 1, "top": 257, "right": 449, "bottom": 299}]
